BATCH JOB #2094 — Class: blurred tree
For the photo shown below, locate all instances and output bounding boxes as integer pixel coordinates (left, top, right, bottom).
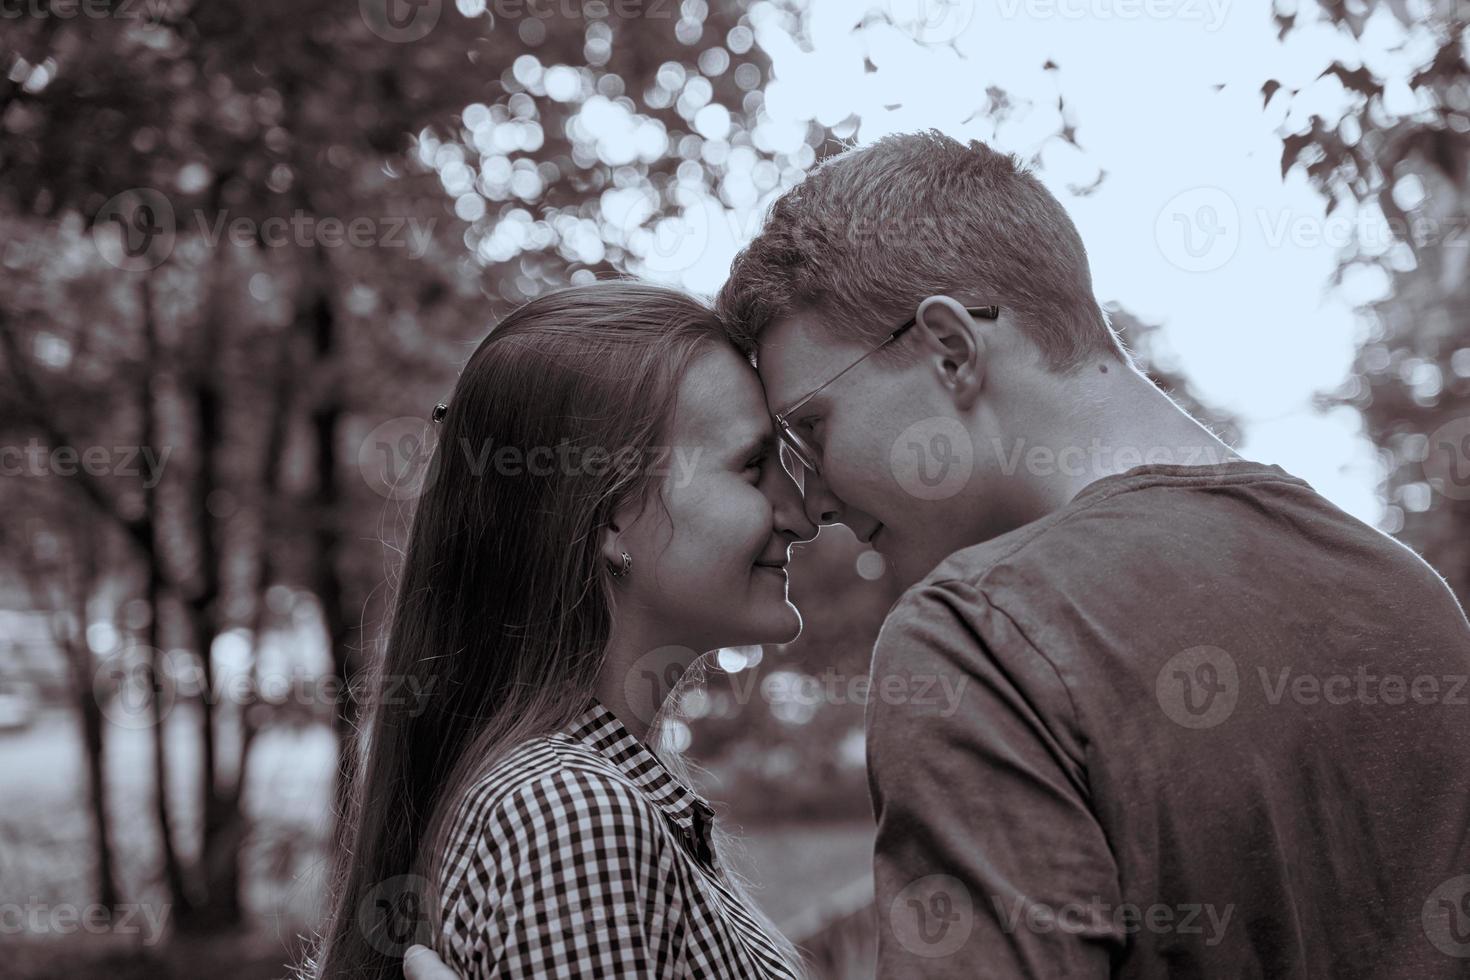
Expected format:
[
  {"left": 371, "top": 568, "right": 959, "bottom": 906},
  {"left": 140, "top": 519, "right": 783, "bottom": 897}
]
[
  {"left": 0, "top": 498, "right": 123, "bottom": 920},
  {"left": 1268, "top": 0, "right": 1470, "bottom": 602},
  {"left": 0, "top": 0, "right": 826, "bottom": 933}
]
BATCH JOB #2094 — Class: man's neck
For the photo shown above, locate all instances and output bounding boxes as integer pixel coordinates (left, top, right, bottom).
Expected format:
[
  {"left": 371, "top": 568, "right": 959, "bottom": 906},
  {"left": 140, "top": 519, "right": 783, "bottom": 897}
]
[{"left": 1010, "top": 363, "right": 1242, "bottom": 517}]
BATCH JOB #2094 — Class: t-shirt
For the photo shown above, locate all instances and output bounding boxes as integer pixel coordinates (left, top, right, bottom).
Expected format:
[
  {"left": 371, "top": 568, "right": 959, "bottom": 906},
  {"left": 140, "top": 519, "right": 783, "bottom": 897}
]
[{"left": 867, "top": 461, "right": 1470, "bottom": 979}]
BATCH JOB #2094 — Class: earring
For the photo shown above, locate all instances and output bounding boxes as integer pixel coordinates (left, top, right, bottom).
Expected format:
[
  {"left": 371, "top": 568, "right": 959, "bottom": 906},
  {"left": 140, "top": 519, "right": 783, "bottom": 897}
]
[{"left": 610, "top": 550, "right": 632, "bottom": 579}]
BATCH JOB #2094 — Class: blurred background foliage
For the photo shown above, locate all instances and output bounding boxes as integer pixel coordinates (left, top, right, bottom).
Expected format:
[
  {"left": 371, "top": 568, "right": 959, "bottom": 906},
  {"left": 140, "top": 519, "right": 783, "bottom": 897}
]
[{"left": 0, "top": 0, "right": 1465, "bottom": 977}]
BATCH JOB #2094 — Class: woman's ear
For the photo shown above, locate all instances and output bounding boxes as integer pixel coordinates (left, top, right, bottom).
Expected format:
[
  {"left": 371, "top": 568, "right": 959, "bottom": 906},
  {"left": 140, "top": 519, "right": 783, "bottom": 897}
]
[
  {"left": 599, "top": 519, "right": 625, "bottom": 571},
  {"left": 914, "top": 295, "right": 988, "bottom": 411}
]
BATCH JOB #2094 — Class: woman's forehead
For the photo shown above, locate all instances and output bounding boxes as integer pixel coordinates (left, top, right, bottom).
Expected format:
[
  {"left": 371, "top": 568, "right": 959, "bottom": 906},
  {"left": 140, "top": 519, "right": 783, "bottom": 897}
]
[{"left": 671, "top": 345, "right": 772, "bottom": 452}]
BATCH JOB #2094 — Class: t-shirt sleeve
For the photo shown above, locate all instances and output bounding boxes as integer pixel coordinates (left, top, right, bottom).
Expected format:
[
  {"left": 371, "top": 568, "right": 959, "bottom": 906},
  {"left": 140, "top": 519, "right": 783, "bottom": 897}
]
[
  {"left": 441, "top": 768, "right": 689, "bottom": 979},
  {"left": 866, "top": 579, "right": 1125, "bottom": 978}
]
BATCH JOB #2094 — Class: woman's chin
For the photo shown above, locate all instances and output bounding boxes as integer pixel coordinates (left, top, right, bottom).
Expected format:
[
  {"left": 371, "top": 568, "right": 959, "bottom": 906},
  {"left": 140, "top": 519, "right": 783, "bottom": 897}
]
[
  {"left": 715, "top": 600, "right": 802, "bottom": 650},
  {"left": 756, "top": 601, "right": 804, "bottom": 645}
]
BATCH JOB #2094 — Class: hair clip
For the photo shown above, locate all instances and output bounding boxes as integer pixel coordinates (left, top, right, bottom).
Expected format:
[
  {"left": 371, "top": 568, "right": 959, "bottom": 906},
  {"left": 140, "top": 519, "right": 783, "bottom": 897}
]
[{"left": 431, "top": 402, "right": 448, "bottom": 423}]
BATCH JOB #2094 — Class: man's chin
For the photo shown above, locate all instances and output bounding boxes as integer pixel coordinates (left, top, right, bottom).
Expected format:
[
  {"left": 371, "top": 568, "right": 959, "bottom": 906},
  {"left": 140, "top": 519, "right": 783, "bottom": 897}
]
[{"left": 882, "top": 540, "right": 955, "bottom": 592}]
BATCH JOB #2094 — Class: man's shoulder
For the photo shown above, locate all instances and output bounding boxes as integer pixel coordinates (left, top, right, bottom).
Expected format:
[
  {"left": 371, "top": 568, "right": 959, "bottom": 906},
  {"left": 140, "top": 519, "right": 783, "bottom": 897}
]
[
  {"left": 912, "top": 459, "right": 1351, "bottom": 594},
  {"left": 875, "top": 461, "right": 1341, "bottom": 666}
]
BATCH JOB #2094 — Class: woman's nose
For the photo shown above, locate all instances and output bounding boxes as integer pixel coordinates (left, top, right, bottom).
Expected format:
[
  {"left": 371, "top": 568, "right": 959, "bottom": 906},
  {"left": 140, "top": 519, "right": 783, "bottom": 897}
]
[{"left": 764, "top": 460, "right": 819, "bottom": 543}]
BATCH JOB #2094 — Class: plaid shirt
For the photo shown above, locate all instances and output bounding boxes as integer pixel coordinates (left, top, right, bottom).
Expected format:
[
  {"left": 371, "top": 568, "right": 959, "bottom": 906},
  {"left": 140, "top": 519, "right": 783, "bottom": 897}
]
[{"left": 436, "top": 698, "right": 799, "bottom": 979}]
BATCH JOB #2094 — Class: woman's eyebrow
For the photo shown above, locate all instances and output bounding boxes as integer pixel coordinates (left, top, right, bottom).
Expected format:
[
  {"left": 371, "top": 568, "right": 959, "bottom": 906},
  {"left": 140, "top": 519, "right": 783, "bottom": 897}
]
[{"left": 732, "top": 428, "right": 773, "bottom": 460}]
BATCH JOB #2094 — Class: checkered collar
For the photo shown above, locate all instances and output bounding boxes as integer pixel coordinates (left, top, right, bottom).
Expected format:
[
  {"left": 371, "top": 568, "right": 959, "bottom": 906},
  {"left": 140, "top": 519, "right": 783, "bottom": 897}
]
[{"left": 568, "top": 698, "right": 717, "bottom": 843}]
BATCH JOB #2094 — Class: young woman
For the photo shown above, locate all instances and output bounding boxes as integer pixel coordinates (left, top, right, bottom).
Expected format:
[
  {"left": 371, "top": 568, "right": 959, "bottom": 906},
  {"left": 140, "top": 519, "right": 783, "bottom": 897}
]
[{"left": 309, "top": 282, "right": 817, "bottom": 979}]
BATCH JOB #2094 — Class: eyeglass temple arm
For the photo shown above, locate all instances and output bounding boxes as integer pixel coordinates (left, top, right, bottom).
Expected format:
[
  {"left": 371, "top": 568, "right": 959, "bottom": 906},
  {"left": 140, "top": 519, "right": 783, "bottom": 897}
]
[
  {"left": 890, "top": 304, "right": 999, "bottom": 339},
  {"left": 779, "top": 305, "right": 1000, "bottom": 419}
]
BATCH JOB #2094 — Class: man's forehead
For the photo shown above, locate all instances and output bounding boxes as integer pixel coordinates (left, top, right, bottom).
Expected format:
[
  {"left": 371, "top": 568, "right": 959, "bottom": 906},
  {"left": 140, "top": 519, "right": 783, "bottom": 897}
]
[{"left": 755, "top": 312, "right": 851, "bottom": 405}]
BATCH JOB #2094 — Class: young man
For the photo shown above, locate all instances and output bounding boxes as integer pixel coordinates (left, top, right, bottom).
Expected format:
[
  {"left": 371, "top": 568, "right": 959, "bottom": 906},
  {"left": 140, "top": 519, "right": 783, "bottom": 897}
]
[
  {"left": 713, "top": 130, "right": 1470, "bottom": 978},
  {"left": 406, "top": 132, "right": 1470, "bottom": 979}
]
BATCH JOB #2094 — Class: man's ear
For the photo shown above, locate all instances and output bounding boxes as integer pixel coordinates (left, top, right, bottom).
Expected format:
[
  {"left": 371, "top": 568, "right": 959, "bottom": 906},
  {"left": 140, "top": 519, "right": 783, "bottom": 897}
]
[{"left": 913, "top": 295, "right": 988, "bottom": 411}]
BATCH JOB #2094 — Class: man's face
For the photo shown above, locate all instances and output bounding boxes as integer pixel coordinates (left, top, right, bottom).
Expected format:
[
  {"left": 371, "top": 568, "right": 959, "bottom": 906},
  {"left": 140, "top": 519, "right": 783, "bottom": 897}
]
[{"left": 757, "top": 310, "right": 995, "bottom": 589}]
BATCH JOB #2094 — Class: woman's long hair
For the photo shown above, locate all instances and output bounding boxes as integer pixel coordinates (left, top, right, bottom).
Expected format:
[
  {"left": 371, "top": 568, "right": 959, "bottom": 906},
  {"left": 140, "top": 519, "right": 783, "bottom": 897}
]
[{"left": 308, "top": 281, "right": 802, "bottom": 979}]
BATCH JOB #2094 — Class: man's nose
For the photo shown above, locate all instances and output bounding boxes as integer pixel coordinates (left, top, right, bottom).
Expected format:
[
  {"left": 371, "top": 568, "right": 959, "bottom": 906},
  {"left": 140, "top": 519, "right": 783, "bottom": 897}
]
[
  {"left": 764, "top": 459, "right": 819, "bottom": 543},
  {"left": 800, "top": 468, "right": 843, "bottom": 527}
]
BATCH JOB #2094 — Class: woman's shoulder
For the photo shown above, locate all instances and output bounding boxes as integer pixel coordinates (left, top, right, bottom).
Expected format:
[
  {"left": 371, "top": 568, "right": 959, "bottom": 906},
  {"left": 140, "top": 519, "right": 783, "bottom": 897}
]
[
  {"left": 437, "top": 731, "right": 676, "bottom": 912},
  {"left": 446, "top": 730, "right": 669, "bottom": 861}
]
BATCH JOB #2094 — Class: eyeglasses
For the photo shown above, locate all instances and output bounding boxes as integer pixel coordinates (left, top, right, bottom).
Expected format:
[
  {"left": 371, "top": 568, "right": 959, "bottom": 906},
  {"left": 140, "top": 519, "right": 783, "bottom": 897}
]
[{"left": 773, "top": 305, "right": 1000, "bottom": 476}]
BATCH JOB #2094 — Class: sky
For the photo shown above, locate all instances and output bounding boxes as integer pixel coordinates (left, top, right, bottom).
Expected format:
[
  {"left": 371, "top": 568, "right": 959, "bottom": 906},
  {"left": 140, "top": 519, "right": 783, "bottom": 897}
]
[{"left": 625, "top": 0, "right": 1443, "bottom": 527}]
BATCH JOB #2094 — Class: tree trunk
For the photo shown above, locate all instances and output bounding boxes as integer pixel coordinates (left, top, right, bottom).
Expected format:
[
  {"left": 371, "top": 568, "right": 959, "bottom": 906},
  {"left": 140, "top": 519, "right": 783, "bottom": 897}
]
[
  {"left": 140, "top": 275, "right": 193, "bottom": 916},
  {"left": 65, "top": 531, "right": 121, "bottom": 915}
]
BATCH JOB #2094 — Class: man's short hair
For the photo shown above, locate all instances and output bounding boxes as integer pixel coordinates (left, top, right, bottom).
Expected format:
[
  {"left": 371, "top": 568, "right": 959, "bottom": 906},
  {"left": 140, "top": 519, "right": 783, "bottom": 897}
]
[{"left": 716, "top": 130, "right": 1123, "bottom": 372}]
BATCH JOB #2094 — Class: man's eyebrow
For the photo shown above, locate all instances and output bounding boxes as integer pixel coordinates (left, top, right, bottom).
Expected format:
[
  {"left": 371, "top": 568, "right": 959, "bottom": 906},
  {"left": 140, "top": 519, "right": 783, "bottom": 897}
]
[{"left": 780, "top": 389, "right": 824, "bottom": 418}]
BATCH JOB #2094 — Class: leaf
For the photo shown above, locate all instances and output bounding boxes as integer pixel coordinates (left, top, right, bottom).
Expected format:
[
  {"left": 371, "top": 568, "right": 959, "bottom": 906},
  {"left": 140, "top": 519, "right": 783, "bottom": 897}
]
[
  {"left": 1410, "top": 40, "right": 1469, "bottom": 91},
  {"left": 1281, "top": 130, "right": 1314, "bottom": 179},
  {"left": 1319, "top": 61, "right": 1383, "bottom": 99},
  {"left": 1385, "top": 0, "right": 1414, "bottom": 25},
  {"left": 1262, "top": 79, "right": 1282, "bottom": 107}
]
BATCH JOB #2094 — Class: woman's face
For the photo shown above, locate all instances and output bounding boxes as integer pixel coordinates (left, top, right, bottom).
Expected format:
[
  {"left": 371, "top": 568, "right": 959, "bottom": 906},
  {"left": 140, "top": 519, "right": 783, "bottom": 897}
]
[{"left": 616, "top": 343, "right": 817, "bottom": 652}]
